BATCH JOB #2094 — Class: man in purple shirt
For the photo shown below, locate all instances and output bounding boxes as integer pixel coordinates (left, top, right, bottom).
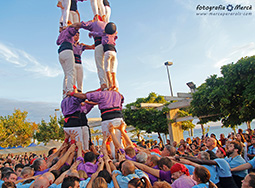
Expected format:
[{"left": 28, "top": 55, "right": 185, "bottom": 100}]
[
  {"left": 61, "top": 93, "right": 95, "bottom": 150},
  {"left": 57, "top": 23, "right": 80, "bottom": 98},
  {"left": 79, "top": 20, "right": 108, "bottom": 90}
]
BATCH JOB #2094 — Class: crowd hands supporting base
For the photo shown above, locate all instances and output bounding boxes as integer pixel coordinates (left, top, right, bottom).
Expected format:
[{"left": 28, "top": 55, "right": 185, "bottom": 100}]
[{"left": 1, "top": 127, "right": 255, "bottom": 188}]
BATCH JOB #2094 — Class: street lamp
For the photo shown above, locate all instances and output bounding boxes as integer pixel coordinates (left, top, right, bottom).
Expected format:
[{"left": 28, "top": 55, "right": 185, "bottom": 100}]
[
  {"left": 164, "top": 61, "right": 174, "bottom": 96},
  {"left": 186, "top": 82, "right": 196, "bottom": 93}
]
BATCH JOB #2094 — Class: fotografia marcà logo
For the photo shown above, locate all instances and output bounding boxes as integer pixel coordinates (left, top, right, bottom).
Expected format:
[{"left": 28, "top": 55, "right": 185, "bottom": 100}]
[{"left": 196, "top": 4, "right": 252, "bottom": 16}]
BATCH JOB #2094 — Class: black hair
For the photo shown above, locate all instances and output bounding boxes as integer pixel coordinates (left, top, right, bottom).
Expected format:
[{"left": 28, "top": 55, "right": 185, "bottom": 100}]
[
  {"left": 48, "top": 147, "right": 57, "bottom": 157},
  {"left": 61, "top": 176, "right": 80, "bottom": 188},
  {"left": 84, "top": 152, "right": 97, "bottom": 163},
  {"left": 98, "top": 169, "right": 112, "bottom": 184},
  {"left": 15, "top": 163, "right": 24, "bottom": 171}
]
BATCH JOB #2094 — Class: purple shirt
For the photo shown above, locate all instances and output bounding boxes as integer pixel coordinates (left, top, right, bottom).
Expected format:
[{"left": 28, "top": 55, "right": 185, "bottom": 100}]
[
  {"left": 73, "top": 42, "right": 87, "bottom": 56},
  {"left": 57, "top": 27, "right": 78, "bottom": 46},
  {"left": 147, "top": 165, "right": 159, "bottom": 185},
  {"left": 159, "top": 170, "right": 171, "bottom": 184},
  {"left": 34, "top": 168, "right": 49, "bottom": 176},
  {"left": 81, "top": 21, "right": 107, "bottom": 45},
  {"left": 80, "top": 103, "right": 94, "bottom": 114},
  {"left": 86, "top": 91, "right": 123, "bottom": 110},
  {"left": 61, "top": 96, "right": 84, "bottom": 116},
  {"left": 171, "top": 175, "right": 196, "bottom": 188},
  {"left": 81, "top": 21, "right": 106, "bottom": 33},
  {"left": 89, "top": 31, "right": 118, "bottom": 46},
  {"left": 77, "top": 157, "right": 98, "bottom": 177}
]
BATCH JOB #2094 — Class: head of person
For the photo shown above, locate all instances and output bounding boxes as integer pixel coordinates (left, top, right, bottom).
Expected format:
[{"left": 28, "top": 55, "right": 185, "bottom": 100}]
[
  {"left": 20, "top": 167, "right": 34, "bottom": 179},
  {"left": 205, "top": 137, "right": 217, "bottom": 150},
  {"left": 65, "top": 169, "right": 79, "bottom": 179},
  {"left": 146, "top": 155, "right": 160, "bottom": 167},
  {"left": 136, "top": 152, "right": 148, "bottom": 164},
  {"left": 237, "top": 133, "right": 246, "bottom": 143},
  {"left": 152, "top": 181, "right": 172, "bottom": 188},
  {"left": 193, "top": 166, "right": 210, "bottom": 184},
  {"left": 128, "top": 177, "right": 150, "bottom": 188},
  {"left": 242, "top": 172, "right": 255, "bottom": 188},
  {"left": 251, "top": 136, "right": 255, "bottom": 145},
  {"left": 92, "top": 177, "right": 107, "bottom": 188},
  {"left": 172, "top": 141, "right": 177, "bottom": 148},
  {"left": 84, "top": 152, "right": 97, "bottom": 164},
  {"left": 14, "top": 163, "right": 24, "bottom": 177},
  {"left": 1, "top": 167, "right": 13, "bottom": 180},
  {"left": 98, "top": 169, "right": 112, "bottom": 184},
  {"left": 210, "top": 133, "right": 216, "bottom": 139},
  {"left": 1, "top": 181, "right": 16, "bottom": 188},
  {"left": 170, "top": 163, "right": 189, "bottom": 180},
  {"left": 73, "top": 32, "right": 80, "bottom": 43},
  {"left": 198, "top": 151, "right": 210, "bottom": 160},
  {"left": 122, "top": 161, "right": 135, "bottom": 176},
  {"left": 161, "top": 145, "right": 176, "bottom": 157},
  {"left": 48, "top": 148, "right": 57, "bottom": 157},
  {"left": 178, "top": 144, "right": 186, "bottom": 152},
  {"left": 32, "top": 158, "right": 48, "bottom": 172},
  {"left": 220, "top": 134, "right": 225, "bottom": 139},
  {"left": 125, "top": 147, "right": 136, "bottom": 158},
  {"left": 2, "top": 172, "right": 17, "bottom": 183},
  {"left": 200, "top": 143, "right": 207, "bottom": 151},
  {"left": 227, "top": 141, "right": 243, "bottom": 156},
  {"left": 104, "top": 22, "right": 117, "bottom": 35},
  {"left": 216, "top": 147, "right": 226, "bottom": 158},
  {"left": 61, "top": 176, "right": 80, "bottom": 188},
  {"left": 157, "top": 157, "right": 172, "bottom": 171}
]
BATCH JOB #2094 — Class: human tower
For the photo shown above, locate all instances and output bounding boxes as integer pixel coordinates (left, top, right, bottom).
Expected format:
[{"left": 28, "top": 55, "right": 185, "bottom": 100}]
[{"left": 56, "top": 0, "right": 124, "bottom": 155}]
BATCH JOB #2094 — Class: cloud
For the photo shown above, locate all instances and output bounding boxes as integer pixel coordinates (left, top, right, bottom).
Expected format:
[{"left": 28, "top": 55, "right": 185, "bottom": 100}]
[
  {"left": 82, "top": 56, "right": 97, "bottom": 74},
  {"left": 0, "top": 42, "right": 62, "bottom": 77},
  {"left": 215, "top": 42, "right": 255, "bottom": 68}
]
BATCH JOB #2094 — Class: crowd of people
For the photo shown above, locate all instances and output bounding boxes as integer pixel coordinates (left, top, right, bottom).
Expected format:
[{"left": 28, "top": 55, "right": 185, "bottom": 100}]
[{"left": 0, "top": 127, "right": 255, "bottom": 188}]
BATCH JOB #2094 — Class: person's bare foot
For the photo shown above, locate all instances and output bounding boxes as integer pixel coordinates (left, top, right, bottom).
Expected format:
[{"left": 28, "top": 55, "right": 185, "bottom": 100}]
[{"left": 57, "top": 1, "right": 64, "bottom": 9}]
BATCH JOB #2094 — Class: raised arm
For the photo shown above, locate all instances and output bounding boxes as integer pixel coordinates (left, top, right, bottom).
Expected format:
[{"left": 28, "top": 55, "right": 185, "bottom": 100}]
[
  {"left": 50, "top": 144, "right": 76, "bottom": 171},
  {"left": 108, "top": 123, "right": 122, "bottom": 150},
  {"left": 117, "top": 120, "right": 133, "bottom": 147}
]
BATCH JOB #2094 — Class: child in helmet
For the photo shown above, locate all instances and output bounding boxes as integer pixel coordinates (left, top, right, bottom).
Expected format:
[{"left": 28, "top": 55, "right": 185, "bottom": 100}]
[{"left": 88, "top": 22, "right": 118, "bottom": 91}]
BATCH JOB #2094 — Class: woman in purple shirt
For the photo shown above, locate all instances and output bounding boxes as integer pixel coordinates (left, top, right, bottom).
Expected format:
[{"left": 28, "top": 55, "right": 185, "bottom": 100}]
[{"left": 73, "top": 32, "right": 95, "bottom": 92}]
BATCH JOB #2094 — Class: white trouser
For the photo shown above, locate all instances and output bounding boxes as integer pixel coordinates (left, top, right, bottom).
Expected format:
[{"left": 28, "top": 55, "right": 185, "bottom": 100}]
[
  {"left": 104, "top": 50, "right": 118, "bottom": 73},
  {"left": 64, "top": 126, "right": 90, "bottom": 150},
  {"left": 101, "top": 118, "right": 123, "bottom": 158},
  {"left": 90, "top": 0, "right": 105, "bottom": 16},
  {"left": 105, "top": 6, "right": 111, "bottom": 23},
  {"left": 74, "top": 63, "right": 83, "bottom": 91},
  {"left": 69, "top": 10, "right": 79, "bottom": 24},
  {"left": 60, "top": 0, "right": 71, "bottom": 27},
  {"left": 95, "top": 44, "right": 107, "bottom": 86},
  {"left": 59, "top": 50, "right": 75, "bottom": 94}
]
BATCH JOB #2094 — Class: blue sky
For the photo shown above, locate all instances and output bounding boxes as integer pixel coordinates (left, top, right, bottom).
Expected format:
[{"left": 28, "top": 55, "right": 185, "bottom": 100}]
[{"left": 0, "top": 0, "right": 255, "bottom": 123}]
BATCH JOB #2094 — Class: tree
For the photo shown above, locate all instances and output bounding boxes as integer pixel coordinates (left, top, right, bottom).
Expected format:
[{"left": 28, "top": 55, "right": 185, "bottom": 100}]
[
  {"left": 190, "top": 55, "right": 255, "bottom": 128},
  {"left": 123, "top": 92, "right": 170, "bottom": 142},
  {"left": 35, "top": 115, "right": 64, "bottom": 143},
  {"left": 0, "top": 109, "right": 38, "bottom": 147}
]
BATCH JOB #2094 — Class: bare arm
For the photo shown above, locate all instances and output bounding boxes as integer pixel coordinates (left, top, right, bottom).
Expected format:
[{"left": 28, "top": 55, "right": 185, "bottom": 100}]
[
  {"left": 231, "top": 163, "right": 252, "bottom": 172},
  {"left": 81, "top": 43, "right": 95, "bottom": 50},
  {"left": 184, "top": 156, "right": 217, "bottom": 166},
  {"left": 132, "top": 161, "right": 160, "bottom": 178},
  {"left": 109, "top": 123, "right": 122, "bottom": 150},
  {"left": 112, "top": 172, "right": 120, "bottom": 188},
  {"left": 50, "top": 144, "right": 76, "bottom": 171},
  {"left": 67, "top": 91, "right": 87, "bottom": 99},
  {"left": 118, "top": 120, "right": 133, "bottom": 147}
]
